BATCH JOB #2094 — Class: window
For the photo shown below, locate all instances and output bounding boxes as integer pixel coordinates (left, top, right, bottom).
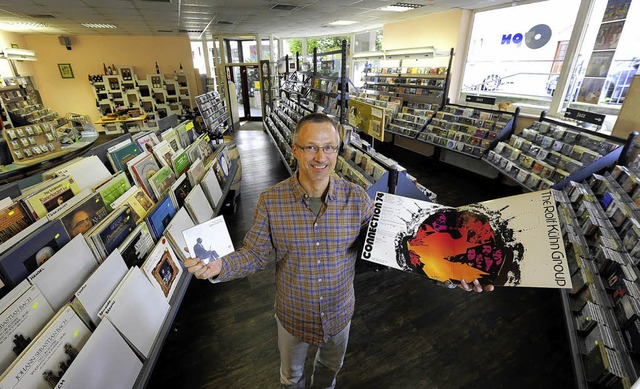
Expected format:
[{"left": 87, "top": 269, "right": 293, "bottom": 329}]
[
  {"left": 191, "top": 41, "right": 207, "bottom": 75},
  {"left": 460, "top": 0, "right": 640, "bottom": 132},
  {"left": 561, "top": 0, "right": 640, "bottom": 116},
  {"left": 460, "top": 0, "right": 581, "bottom": 110}
]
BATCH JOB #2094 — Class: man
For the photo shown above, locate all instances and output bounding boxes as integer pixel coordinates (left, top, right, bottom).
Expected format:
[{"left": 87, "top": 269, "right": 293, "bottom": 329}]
[{"left": 186, "top": 113, "right": 491, "bottom": 388}]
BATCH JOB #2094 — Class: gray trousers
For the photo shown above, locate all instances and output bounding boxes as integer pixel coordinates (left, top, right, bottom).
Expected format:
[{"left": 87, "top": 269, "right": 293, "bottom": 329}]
[{"left": 276, "top": 315, "right": 351, "bottom": 389}]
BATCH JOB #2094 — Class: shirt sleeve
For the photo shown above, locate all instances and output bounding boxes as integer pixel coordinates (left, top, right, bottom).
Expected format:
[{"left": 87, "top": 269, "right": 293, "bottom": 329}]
[
  {"left": 353, "top": 186, "right": 374, "bottom": 258},
  {"left": 209, "top": 193, "right": 274, "bottom": 283}
]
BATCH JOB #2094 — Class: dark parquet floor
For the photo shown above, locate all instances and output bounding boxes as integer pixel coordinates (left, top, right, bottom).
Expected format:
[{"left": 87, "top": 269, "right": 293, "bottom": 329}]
[{"left": 148, "top": 122, "right": 575, "bottom": 389}]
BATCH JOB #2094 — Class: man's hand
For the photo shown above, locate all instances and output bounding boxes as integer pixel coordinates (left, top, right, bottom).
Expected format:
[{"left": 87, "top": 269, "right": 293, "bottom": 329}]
[
  {"left": 184, "top": 254, "right": 222, "bottom": 280},
  {"left": 459, "top": 279, "right": 494, "bottom": 293}
]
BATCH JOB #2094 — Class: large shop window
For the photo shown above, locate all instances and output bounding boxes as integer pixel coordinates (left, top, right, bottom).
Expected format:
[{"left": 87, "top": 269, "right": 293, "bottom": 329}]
[
  {"left": 460, "top": 0, "right": 581, "bottom": 112},
  {"left": 562, "top": 0, "right": 640, "bottom": 119},
  {"left": 461, "top": 0, "right": 640, "bottom": 131}
]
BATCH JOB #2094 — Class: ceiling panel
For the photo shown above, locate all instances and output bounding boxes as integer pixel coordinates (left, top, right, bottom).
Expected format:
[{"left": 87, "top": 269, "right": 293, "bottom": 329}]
[{"left": 0, "top": 0, "right": 540, "bottom": 36}]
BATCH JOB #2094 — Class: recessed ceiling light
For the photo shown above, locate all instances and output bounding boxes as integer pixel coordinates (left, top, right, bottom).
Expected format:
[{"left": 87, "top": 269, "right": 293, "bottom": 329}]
[
  {"left": 1, "top": 21, "right": 48, "bottom": 28},
  {"left": 82, "top": 23, "right": 118, "bottom": 29},
  {"left": 329, "top": 20, "right": 357, "bottom": 26},
  {"left": 378, "top": 2, "right": 424, "bottom": 12}
]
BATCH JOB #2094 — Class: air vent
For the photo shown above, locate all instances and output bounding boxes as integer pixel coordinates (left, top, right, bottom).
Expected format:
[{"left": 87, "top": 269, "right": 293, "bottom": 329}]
[
  {"left": 271, "top": 4, "right": 298, "bottom": 11},
  {"left": 216, "top": 21, "right": 233, "bottom": 25},
  {"left": 26, "top": 14, "right": 56, "bottom": 19},
  {"left": 157, "top": 29, "right": 174, "bottom": 33},
  {"left": 179, "top": 29, "right": 203, "bottom": 33},
  {"left": 141, "top": 0, "right": 172, "bottom": 2},
  {"left": 389, "top": 2, "right": 424, "bottom": 9}
]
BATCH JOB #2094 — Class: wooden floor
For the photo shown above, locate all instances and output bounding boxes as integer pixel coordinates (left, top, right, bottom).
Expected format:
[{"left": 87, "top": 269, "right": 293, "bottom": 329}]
[{"left": 148, "top": 122, "right": 576, "bottom": 388}]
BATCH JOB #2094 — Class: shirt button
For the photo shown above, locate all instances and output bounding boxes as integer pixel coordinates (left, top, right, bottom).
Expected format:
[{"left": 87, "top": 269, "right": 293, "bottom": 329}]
[
  {"left": 317, "top": 260, "right": 321, "bottom": 264},
  {"left": 318, "top": 278, "right": 322, "bottom": 283},
  {"left": 319, "top": 296, "right": 323, "bottom": 301},
  {"left": 321, "top": 312, "right": 325, "bottom": 317},
  {"left": 314, "top": 223, "right": 318, "bottom": 228},
  {"left": 316, "top": 242, "right": 320, "bottom": 246}
]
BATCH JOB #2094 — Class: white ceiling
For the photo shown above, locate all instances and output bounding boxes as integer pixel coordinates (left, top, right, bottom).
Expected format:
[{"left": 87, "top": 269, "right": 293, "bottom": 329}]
[{"left": 0, "top": 0, "right": 531, "bottom": 39}]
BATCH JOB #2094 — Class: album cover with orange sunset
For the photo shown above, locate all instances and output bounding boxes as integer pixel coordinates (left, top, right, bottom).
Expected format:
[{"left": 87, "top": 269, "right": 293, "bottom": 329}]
[{"left": 362, "top": 190, "right": 572, "bottom": 289}]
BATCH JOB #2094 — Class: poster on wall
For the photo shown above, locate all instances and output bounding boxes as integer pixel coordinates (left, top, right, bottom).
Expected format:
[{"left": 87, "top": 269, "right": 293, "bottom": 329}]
[
  {"left": 585, "top": 51, "right": 615, "bottom": 78},
  {"left": 348, "top": 99, "right": 385, "bottom": 142},
  {"left": 593, "top": 20, "right": 625, "bottom": 50},
  {"left": 603, "top": 0, "right": 632, "bottom": 22},
  {"left": 577, "top": 77, "right": 605, "bottom": 104}
]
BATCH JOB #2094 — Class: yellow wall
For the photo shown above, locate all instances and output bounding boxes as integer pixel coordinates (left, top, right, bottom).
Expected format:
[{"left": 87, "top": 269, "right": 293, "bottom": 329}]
[
  {"left": 382, "top": 9, "right": 471, "bottom": 103},
  {"left": 0, "top": 32, "right": 36, "bottom": 83},
  {"left": 15, "top": 35, "right": 197, "bottom": 124}
]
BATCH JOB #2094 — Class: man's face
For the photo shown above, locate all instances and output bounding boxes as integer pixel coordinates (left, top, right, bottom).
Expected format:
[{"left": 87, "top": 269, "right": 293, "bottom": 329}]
[
  {"left": 71, "top": 210, "right": 92, "bottom": 237},
  {"left": 293, "top": 121, "right": 339, "bottom": 189}
]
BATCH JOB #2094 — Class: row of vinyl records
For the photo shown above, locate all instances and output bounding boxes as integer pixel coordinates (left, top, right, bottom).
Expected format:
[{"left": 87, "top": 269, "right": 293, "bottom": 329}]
[
  {"left": 0, "top": 121, "right": 239, "bottom": 387},
  {"left": 554, "top": 161, "right": 640, "bottom": 387}
]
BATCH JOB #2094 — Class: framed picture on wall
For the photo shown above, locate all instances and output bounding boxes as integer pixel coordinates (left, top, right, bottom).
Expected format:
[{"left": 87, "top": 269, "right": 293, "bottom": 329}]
[{"left": 58, "top": 63, "right": 74, "bottom": 79}]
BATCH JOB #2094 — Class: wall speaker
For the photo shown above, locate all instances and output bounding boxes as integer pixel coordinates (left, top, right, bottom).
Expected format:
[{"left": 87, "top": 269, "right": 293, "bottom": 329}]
[{"left": 58, "top": 36, "right": 72, "bottom": 50}]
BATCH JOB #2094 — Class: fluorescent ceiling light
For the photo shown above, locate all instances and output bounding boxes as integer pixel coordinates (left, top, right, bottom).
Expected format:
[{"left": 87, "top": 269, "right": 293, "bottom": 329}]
[
  {"left": 82, "top": 23, "right": 118, "bottom": 29},
  {"left": 378, "top": 2, "right": 424, "bottom": 12},
  {"left": 0, "top": 48, "right": 37, "bottom": 61},
  {"left": 329, "top": 20, "right": 357, "bottom": 26}
]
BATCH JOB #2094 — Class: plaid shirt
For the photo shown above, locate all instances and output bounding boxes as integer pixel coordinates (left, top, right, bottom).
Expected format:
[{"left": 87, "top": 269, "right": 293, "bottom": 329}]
[{"left": 217, "top": 173, "right": 373, "bottom": 345}]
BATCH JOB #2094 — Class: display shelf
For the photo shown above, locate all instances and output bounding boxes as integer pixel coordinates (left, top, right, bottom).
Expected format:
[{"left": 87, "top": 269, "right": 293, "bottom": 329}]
[
  {"left": 415, "top": 103, "right": 518, "bottom": 160},
  {"left": 554, "top": 174, "right": 640, "bottom": 388},
  {"left": 352, "top": 47, "right": 453, "bottom": 143},
  {"left": 386, "top": 103, "right": 439, "bottom": 139},
  {"left": 194, "top": 91, "right": 230, "bottom": 141},
  {"left": 485, "top": 112, "right": 637, "bottom": 192},
  {"left": 275, "top": 41, "right": 349, "bottom": 124},
  {"left": 0, "top": 77, "right": 60, "bottom": 129},
  {"left": 89, "top": 66, "right": 192, "bottom": 133},
  {"left": 263, "top": 114, "right": 294, "bottom": 175},
  {"left": 344, "top": 138, "right": 433, "bottom": 202}
]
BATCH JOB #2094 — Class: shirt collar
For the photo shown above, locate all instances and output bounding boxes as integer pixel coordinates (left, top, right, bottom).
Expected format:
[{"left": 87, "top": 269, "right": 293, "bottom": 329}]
[{"left": 290, "top": 172, "right": 339, "bottom": 202}]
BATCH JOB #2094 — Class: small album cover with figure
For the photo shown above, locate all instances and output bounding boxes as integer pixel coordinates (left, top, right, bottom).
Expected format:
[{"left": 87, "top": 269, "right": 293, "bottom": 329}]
[
  {"left": 182, "top": 215, "right": 235, "bottom": 265},
  {"left": 361, "top": 190, "right": 571, "bottom": 289}
]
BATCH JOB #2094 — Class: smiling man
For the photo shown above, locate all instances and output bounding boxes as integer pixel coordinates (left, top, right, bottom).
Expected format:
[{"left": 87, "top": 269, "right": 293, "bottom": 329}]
[
  {"left": 186, "top": 113, "right": 373, "bottom": 388},
  {"left": 186, "top": 113, "right": 489, "bottom": 388}
]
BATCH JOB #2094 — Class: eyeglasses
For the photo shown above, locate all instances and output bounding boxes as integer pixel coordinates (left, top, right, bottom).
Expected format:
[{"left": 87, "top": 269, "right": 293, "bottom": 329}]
[{"left": 295, "top": 144, "right": 339, "bottom": 154}]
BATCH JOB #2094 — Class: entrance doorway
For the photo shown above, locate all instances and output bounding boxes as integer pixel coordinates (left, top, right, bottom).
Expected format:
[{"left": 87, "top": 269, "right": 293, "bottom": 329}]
[{"left": 228, "top": 65, "right": 261, "bottom": 121}]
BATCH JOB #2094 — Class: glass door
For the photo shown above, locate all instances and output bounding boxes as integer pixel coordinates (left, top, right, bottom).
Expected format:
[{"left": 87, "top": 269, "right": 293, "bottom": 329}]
[{"left": 228, "top": 65, "right": 261, "bottom": 121}]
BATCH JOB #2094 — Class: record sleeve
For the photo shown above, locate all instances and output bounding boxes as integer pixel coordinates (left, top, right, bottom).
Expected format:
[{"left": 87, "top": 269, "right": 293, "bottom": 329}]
[
  {"left": 183, "top": 215, "right": 235, "bottom": 265},
  {"left": 361, "top": 191, "right": 572, "bottom": 288}
]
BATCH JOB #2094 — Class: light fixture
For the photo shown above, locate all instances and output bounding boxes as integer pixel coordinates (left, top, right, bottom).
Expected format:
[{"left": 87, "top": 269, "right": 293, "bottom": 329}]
[
  {"left": 81, "top": 23, "right": 117, "bottom": 29},
  {"left": 0, "top": 48, "right": 37, "bottom": 61},
  {"left": 328, "top": 20, "right": 357, "bottom": 26},
  {"left": 378, "top": 2, "right": 424, "bottom": 12}
]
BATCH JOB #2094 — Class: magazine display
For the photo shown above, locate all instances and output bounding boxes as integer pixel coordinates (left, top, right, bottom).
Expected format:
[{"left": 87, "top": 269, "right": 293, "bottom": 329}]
[{"left": 361, "top": 191, "right": 571, "bottom": 288}]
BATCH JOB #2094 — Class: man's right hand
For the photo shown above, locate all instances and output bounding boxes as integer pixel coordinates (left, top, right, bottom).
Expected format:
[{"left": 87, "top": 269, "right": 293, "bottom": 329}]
[{"left": 184, "top": 252, "right": 222, "bottom": 280}]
